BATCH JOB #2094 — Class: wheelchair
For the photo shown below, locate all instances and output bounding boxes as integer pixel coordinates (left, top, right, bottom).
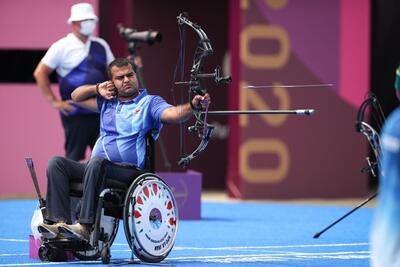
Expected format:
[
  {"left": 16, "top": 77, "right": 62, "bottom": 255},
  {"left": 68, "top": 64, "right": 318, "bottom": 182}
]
[{"left": 33, "top": 132, "right": 179, "bottom": 264}]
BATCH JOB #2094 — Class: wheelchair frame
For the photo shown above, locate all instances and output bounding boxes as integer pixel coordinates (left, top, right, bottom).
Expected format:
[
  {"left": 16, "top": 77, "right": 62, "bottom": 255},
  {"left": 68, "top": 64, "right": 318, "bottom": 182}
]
[{"left": 30, "top": 131, "right": 179, "bottom": 264}]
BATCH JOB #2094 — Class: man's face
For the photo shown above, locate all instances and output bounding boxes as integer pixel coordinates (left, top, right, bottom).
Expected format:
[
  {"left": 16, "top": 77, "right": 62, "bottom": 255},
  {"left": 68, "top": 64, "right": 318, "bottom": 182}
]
[{"left": 110, "top": 64, "right": 139, "bottom": 99}]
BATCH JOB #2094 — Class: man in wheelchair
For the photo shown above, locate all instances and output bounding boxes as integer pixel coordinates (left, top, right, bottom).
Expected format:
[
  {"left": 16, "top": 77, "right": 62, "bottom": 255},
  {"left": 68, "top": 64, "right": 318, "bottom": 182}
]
[{"left": 38, "top": 58, "right": 209, "bottom": 251}]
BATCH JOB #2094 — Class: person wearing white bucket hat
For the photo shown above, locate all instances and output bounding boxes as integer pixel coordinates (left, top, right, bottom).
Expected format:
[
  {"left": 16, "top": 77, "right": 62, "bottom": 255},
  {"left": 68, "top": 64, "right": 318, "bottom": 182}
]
[
  {"left": 68, "top": 2, "right": 98, "bottom": 24},
  {"left": 34, "top": 2, "right": 114, "bottom": 162}
]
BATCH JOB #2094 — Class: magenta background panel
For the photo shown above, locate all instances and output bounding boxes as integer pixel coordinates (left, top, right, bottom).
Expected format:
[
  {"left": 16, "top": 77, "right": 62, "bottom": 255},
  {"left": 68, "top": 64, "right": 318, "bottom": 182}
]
[
  {"left": 0, "top": 0, "right": 98, "bottom": 49},
  {"left": 0, "top": 84, "right": 65, "bottom": 197},
  {"left": 339, "top": 0, "right": 370, "bottom": 108}
]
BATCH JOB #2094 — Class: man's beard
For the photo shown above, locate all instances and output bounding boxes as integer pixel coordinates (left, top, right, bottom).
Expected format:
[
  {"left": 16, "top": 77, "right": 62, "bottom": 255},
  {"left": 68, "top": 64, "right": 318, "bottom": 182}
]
[{"left": 118, "top": 85, "right": 138, "bottom": 98}]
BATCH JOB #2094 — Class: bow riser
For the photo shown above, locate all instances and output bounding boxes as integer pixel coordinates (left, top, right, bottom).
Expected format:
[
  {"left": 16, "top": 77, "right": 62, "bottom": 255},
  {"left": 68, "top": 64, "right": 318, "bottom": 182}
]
[{"left": 174, "top": 13, "right": 232, "bottom": 167}]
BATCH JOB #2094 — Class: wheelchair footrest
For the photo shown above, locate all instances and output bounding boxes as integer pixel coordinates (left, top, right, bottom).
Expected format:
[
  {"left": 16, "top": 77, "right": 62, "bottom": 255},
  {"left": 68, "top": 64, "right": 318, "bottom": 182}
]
[
  {"left": 29, "top": 235, "right": 75, "bottom": 261},
  {"left": 44, "top": 238, "right": 92, "bottom": 252}
]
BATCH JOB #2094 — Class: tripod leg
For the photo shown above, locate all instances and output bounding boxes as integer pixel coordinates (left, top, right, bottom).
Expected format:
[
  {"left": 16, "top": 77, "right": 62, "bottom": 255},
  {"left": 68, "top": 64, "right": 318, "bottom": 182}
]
[{"left": 313, "top": 191, "right": 378, "bottom": 238}]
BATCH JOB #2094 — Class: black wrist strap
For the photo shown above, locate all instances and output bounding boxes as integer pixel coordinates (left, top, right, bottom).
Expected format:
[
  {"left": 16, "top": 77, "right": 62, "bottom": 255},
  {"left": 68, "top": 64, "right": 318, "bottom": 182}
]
[{"left": 95, "top": 83, "right": 100, "bottom": 95}]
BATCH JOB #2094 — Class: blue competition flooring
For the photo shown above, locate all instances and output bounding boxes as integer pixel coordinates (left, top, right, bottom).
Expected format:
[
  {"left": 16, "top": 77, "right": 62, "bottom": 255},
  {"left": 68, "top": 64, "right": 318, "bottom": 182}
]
[{"left": 0, "top": 199, "right": 373, "bottom": 266}]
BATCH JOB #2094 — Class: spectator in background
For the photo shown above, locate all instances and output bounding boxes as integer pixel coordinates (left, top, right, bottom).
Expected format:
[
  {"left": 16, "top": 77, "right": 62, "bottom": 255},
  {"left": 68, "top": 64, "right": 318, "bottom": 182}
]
[
  {"left": 33, "top": 2, "right": 114, "bottom": 161},
  {"left": 370, "top": 107, "right": 400, "bottom": 267}
]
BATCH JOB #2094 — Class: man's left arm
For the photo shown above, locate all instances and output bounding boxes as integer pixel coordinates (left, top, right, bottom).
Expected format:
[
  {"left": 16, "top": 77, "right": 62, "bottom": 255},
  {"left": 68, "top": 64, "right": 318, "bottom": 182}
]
[{"left": 161, "top": 94, "right": 210, "bottom": 124}]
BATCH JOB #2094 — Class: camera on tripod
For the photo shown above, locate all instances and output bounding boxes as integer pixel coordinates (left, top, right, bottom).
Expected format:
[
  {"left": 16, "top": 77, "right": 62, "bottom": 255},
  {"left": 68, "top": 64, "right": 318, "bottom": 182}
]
[{"left": 117, "top": 24, "right": 162, "bottom": 45}]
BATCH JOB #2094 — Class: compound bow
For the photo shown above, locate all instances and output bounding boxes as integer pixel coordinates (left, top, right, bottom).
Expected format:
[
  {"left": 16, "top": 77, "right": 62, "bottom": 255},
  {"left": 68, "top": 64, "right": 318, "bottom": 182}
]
[
  {"left": 313, "top": 94, "right": 385, "bottom": 238},
  {"left": 173, "top": 13, "right": 231, "bottom": 167},
  {"left": 355, "top": 94, "right": 385, "bottom": 177},
  {"left": 173, "top": 12, "right": 315, "bottom": 167}
]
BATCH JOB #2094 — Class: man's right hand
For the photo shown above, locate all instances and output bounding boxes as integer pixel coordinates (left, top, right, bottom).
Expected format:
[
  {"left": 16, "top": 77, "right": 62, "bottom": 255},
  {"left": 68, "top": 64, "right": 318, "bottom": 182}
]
[
  {"left": 52, "top": 100, "right": 76, "bottom": 116},
  {"left": 97, "top": 81, "right": 117, "bottom": 100}
]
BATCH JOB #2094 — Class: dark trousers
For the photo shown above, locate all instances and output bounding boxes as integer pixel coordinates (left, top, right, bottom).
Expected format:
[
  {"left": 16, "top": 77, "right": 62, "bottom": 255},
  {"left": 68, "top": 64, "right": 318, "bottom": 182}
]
[
  {"left": 61, "top": 114, "right": 100, "bottom": 161},
  {"left": 46, "top": 156, "right": 140, "bottom": 225}
]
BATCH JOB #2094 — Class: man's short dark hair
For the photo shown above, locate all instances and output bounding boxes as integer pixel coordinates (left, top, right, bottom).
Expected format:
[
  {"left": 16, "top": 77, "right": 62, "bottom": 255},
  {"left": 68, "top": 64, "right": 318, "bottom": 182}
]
[{"left": 108, "top": 58, "right": 135, "bottom": 78}]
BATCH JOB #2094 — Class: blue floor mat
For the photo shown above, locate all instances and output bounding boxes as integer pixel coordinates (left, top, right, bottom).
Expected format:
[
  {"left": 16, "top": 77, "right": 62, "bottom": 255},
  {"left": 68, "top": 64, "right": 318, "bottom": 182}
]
[{"left": 0, "top": 199, "right": 372, "bottom": 266}]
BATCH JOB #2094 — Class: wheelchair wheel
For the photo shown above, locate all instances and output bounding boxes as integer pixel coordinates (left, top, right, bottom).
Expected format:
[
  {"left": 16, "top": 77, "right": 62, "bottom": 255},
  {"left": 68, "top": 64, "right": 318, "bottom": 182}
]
[
  {"left": 38, "top": 245, "right": 49, "bottom": 261},
  {"left": 38, "top": 245, "right": 66, "bottom": 262},
  {"left": 75, "top": 212, "right": 119, "bottom": 261},
  {"left": 123, "top": 173, "right": 178, "bottom": 263}
]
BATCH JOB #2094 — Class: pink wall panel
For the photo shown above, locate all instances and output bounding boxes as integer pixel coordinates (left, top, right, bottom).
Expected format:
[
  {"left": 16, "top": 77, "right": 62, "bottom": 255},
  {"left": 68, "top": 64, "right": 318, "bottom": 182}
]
[
  {"left": 339, "top": 0, "right": 370, "bottom": 108},
  {"left": 0, "top": 0, "right": 98, "bottom": 49},
  {"left": 0, "top": 84, "right": 64, "bottom": 197}
]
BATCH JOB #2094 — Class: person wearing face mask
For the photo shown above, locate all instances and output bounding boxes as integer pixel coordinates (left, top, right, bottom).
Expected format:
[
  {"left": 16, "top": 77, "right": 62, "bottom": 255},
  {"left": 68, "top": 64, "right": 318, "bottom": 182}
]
[{"left": 33, "top": 2, "right": 114, "bottom": 162}]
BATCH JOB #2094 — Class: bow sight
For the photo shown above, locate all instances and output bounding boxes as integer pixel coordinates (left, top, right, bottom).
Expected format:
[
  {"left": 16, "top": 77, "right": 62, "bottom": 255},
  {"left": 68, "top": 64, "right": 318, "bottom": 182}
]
[
  {"left": 175, "top": 13, "right": 231, "bottom": 96},
  {"left": 173, "top": 12, "right": 316, "bottom": 168}
]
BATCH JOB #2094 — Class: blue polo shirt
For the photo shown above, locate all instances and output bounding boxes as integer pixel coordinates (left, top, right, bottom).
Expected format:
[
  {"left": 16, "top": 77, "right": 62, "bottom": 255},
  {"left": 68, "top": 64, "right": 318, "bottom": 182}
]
[{"left": 91, "top": 89, "right": 172, "bottom": 169}]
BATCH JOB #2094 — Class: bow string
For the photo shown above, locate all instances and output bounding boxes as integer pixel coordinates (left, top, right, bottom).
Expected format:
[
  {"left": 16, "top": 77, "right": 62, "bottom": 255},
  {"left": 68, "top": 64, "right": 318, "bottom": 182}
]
[
  {"left": 172, "top": 13, "right": 318, "bottom": 168},
  {"left": 173, "top": 12, "right": 231, "bottom": 167}
]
